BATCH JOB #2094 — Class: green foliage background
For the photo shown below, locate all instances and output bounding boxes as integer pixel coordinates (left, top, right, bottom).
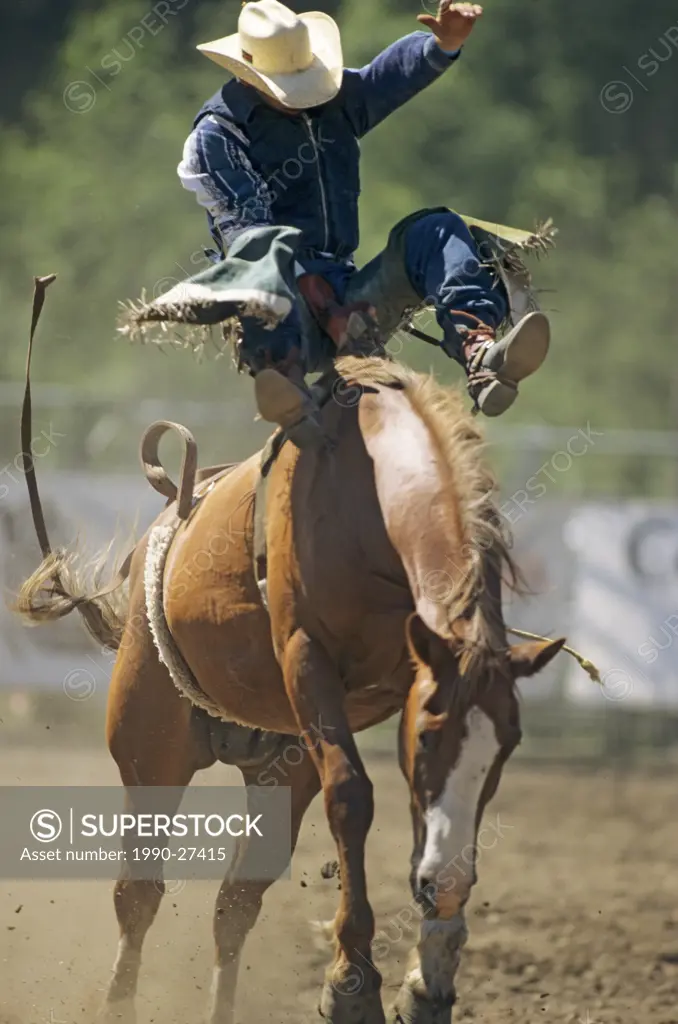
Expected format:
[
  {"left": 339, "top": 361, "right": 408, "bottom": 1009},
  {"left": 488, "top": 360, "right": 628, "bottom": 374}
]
[{"left": 1, "top": 0, "right": 676, "bottom": 488}]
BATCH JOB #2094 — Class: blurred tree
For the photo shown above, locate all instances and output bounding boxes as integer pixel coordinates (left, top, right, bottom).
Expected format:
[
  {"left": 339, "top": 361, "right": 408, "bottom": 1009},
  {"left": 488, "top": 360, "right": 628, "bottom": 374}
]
[
  {"left": 0, "top": 0, "right": 342, "bottom": 121},
  {"left": 0, "top": 0, "right": 676, "bottom": 493}
]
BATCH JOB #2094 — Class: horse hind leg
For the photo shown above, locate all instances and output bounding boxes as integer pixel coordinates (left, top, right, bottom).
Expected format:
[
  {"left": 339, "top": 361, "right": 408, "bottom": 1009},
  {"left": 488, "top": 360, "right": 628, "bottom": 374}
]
[
  {"left": 99, "top": 621, "right": 215, "bottom": 1024},
  {"left": 209, "top": 748, "right": 320, "bottom": 1024}
]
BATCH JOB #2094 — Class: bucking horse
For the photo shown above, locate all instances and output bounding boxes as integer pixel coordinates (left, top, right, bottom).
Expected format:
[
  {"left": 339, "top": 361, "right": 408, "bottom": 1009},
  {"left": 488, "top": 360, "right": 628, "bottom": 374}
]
[{"left": 16, "top": 276, "right": 577, "bottom": 1024}]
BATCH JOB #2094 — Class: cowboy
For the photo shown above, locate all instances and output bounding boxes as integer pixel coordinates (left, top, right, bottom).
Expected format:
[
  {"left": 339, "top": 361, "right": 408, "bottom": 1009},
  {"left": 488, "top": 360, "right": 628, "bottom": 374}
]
[{"left": 179, "top": 0, "right": 550, "bottom": 438}]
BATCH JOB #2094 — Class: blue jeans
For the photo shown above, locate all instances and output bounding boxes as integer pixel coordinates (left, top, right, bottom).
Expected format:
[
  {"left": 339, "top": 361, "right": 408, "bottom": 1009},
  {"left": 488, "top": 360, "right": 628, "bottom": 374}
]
[
  {"left": 240, "top": 211, "right": 508, "bottom": 367},
  {"left": 404, "top": 211, "right": 508, "bottom": 347}
]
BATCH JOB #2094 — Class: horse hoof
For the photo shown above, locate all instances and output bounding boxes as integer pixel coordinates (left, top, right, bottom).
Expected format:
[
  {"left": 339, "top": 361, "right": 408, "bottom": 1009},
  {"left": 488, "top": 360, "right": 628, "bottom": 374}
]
[
  {"left": 96, "top": 998, "right": 137, "bottom": 1024},
  {"left": 389, "top": 984, "right": 455, "bottom": 1024},
  {"left": 319, "top": 975, "right": 385, "bottom": 1024}
]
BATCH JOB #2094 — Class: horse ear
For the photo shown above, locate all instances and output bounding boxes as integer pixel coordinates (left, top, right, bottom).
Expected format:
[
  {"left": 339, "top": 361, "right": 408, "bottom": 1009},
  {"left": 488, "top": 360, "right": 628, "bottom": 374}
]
[
  {"left": 406, "top": 613, "right": 452, "bottom": 667},
  {"left": 509, "top": 638, "right": 566, "bottom": 678}
]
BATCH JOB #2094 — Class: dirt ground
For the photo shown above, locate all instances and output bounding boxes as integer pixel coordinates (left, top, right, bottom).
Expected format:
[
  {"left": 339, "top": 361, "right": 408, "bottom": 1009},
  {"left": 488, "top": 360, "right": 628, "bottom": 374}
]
[{"left": 1, "top": 742, "right": 678, "bottom": 1024}]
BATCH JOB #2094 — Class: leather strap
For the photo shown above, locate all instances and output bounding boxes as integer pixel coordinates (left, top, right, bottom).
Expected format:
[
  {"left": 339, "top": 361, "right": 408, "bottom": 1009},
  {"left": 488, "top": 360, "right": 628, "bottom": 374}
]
[
  {"left": 21, "top": 275, "right": 135, "bottom": 603},
  {"left": 139, "top": 420, "right": 198, "bottom": 521}
]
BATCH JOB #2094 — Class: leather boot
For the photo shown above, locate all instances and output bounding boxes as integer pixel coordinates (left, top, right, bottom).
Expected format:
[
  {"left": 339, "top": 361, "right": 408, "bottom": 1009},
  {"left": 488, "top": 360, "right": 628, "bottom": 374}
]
[
  {"left": 461, "top": 311, "right": 550, "bottom": 416},
  {"left": 254, "top": 362, "right": 323, "bottom": 448}
]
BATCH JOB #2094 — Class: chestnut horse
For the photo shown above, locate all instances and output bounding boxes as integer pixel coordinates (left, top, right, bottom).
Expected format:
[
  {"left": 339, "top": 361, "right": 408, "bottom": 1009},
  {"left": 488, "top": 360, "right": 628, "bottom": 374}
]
[{"left": 18, "top": 354, "right": 564, "bottom": 1024}]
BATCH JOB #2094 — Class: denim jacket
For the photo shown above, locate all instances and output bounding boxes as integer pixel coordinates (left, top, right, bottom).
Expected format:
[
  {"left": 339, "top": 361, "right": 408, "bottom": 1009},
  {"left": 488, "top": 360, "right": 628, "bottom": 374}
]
[{"left": 178, "top": 32, "right": 459, "bottom": 260}]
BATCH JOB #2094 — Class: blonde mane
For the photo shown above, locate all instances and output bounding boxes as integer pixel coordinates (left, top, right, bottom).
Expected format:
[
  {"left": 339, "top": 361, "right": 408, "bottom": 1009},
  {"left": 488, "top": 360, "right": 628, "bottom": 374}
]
[{"left": 336, "top": 355, "right": 521, "bottom": 669}]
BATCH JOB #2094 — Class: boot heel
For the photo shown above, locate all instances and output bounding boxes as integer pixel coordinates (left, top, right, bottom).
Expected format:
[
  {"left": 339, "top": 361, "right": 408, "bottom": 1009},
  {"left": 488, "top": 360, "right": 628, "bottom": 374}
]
[
  {"left": 254, "top": 368, "right": 309, "bottom": 427},
  {"left": 474, "top": 378, "right": 518, "bottom": 418}
]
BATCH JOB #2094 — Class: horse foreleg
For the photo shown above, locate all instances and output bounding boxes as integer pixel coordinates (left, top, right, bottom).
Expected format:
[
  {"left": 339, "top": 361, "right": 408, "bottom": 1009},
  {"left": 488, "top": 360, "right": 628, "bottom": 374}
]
[
  {"left": 283, "top": 629, "right": 385, "bottom": 1024},
  {"left": 389, "top": 916, "right": 468, "bottom": 1024},
  {"left": 208, "top": 751, "right": 320, "bottom": 1024}
]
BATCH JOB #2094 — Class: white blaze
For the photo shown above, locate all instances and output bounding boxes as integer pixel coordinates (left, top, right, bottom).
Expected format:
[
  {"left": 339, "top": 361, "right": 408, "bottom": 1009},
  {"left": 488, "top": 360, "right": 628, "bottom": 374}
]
[{"left": 418, "top": 708, "right": 500, "bottom": 908}]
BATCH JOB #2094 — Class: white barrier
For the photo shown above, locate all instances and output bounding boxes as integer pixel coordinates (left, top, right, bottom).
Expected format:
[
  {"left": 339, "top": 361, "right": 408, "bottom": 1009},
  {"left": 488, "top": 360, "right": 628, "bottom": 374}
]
[
  {"left": 5, "top": 477, "right": 677, "bottom": 708},
  {"left": 565, "top": 503, "right": 678, "bottom": 709},
  {"left": 503, "top": 501, "right": 576, "bottom": 700}
]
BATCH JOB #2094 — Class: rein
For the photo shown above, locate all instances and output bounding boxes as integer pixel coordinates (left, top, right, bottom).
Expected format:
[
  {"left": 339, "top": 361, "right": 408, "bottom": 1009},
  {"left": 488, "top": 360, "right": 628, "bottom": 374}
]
[
  {"left": 22, "top": 275, "right": 58, "bottom": 561},
  {"left": 21, "top": 275, "right": 134, "bottom": 603}
]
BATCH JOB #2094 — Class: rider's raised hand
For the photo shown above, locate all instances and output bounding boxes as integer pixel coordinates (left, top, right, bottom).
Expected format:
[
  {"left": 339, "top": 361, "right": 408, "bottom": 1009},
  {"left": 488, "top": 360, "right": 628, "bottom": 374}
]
[{"left": 417, "top": 1, "right": 484, "bottom": 53}]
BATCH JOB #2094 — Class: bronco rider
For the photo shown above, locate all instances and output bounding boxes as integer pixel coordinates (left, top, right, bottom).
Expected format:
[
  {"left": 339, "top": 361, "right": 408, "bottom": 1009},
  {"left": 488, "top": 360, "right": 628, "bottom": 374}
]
[{"left": 179, "top": 0, "right": 550, "bottom": 440}]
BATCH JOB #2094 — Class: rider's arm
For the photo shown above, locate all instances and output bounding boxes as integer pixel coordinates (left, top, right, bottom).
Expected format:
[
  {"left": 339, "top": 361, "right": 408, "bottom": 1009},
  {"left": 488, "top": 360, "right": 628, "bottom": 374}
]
[
  {"left": 178, "top": 114, "right": 274, "bottom": 251},
  {"left": 340, "top": 32, "right": 460, "bottom": 139}
]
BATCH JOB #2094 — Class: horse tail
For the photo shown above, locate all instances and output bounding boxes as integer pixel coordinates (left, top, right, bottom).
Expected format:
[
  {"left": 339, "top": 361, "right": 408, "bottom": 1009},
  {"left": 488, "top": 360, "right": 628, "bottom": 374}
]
[
  {"left": 15, "top": 546, "right": 132, "bottom": 652},
  {"left": 13, "top": 275, "right": 133, "bottom": 652}
]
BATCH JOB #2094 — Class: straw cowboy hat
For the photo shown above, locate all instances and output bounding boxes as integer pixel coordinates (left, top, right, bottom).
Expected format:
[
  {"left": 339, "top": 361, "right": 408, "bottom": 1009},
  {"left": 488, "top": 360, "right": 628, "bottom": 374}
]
[{"left": 197, "top": 0, "right": 344, "bottom": 110}]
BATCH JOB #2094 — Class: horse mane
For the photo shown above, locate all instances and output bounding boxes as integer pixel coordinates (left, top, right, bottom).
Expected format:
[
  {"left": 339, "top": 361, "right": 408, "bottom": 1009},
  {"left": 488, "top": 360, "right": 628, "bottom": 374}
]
[{"left": 336, "top": 355, "right": 522, "bottom": 670}]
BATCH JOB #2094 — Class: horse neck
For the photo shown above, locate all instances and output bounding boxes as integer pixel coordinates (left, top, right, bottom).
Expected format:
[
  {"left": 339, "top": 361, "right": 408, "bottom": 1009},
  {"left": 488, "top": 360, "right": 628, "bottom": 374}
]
[{"left": 359, "top": 384, "right": 488, "bottom": 642}]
